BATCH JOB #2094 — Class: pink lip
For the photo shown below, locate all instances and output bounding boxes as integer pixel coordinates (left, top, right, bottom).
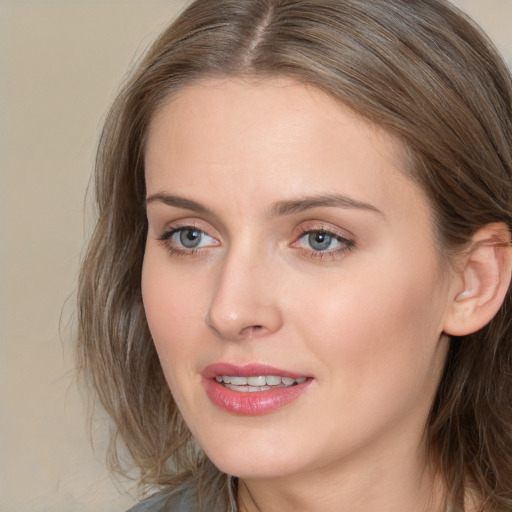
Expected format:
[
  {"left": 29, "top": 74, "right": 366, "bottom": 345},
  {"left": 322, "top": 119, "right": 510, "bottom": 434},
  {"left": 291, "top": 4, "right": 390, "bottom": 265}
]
[{"left": 202, "top": 363, "right": 313, "bottom": 416}]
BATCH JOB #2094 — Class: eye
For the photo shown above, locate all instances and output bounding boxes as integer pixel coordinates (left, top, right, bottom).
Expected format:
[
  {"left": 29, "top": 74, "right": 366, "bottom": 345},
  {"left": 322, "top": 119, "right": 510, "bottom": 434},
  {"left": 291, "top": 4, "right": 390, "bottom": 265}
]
[
  {"left": 158, "top": 226, "right": 219, "bottom": 254},
  {"left": 303, "top": 231, "right": 339, "bottom": 251},
  {"left": 292, "top": 226, "right": 355, "bottom": 258},
  {"left": 174, "top": 228, "right": 210, "bottom": 249}
]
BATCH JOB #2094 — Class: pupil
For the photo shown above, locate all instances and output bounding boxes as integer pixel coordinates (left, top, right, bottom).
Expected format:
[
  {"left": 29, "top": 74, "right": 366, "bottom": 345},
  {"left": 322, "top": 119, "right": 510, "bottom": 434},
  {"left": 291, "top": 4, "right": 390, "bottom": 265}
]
[
  {"left": 180, "top": 229, "right": 201, "bottom": 248},
  {"left": 309, "top": 232, "right": 332, "bottom": 251}
]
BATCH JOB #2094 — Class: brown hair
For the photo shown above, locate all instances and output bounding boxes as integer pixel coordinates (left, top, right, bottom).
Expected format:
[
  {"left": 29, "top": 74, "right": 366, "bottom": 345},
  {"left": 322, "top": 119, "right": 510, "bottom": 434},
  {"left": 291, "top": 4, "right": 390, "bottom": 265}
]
[{"left": 77, "top": 0, "right": 512, "bottom": 509}]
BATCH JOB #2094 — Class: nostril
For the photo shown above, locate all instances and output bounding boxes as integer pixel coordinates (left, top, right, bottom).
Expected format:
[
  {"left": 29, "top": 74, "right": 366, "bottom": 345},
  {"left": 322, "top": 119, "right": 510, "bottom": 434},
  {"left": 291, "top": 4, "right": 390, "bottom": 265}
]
[{"left": 242, "top": 325, "right": 265, "bottom": 338}]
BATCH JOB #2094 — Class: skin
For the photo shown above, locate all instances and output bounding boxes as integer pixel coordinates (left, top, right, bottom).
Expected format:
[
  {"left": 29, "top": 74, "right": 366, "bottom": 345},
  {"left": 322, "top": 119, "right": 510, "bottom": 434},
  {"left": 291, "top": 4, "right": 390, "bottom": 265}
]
[{"left": 142, "top": 77, "right": 460, "bottom": 512}]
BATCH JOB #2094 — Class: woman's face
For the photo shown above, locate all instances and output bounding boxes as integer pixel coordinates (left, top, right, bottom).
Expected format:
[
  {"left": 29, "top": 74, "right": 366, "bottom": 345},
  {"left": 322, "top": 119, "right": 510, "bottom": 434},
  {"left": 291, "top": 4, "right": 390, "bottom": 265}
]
[{"left": 142, "top": 77, "right": 456, "bottom": 482}]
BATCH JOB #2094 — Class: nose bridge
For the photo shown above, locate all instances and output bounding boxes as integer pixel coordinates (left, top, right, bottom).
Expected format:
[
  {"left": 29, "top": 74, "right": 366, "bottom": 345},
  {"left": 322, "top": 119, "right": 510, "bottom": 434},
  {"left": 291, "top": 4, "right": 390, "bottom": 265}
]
[{"left": 206, "top": 239, "right": 282, "bottom": 340}]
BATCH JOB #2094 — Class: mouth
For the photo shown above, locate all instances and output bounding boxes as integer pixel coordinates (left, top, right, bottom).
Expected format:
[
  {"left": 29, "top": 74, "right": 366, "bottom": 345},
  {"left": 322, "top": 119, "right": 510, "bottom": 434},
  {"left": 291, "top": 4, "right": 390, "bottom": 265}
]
[
  {"left": 214, "top": 375, "right": 307, "bottom": 392},
  {"left": 202, "top": 363, "right": 313, "bottom": 415}
]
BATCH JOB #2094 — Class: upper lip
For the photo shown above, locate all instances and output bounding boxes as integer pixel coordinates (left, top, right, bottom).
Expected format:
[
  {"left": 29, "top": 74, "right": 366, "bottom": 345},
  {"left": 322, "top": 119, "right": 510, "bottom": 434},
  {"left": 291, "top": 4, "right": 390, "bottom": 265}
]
[{"left": 202, "top": 362, "right": 310, "bottom": 380}]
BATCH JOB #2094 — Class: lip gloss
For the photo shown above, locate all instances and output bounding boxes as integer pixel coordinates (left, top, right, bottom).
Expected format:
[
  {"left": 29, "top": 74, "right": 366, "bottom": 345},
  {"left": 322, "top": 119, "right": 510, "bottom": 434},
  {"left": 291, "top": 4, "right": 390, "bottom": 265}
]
[{"left": 202, "top": 363, "right": 312, "bottom": 415}]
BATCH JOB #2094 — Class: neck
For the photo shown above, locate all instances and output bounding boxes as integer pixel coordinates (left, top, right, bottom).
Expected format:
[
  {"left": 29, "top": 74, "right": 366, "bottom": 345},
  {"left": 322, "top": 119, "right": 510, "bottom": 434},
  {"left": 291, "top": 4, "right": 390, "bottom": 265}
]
[{"left": 237, "top": 435, "right": 447, "bottom": 512}]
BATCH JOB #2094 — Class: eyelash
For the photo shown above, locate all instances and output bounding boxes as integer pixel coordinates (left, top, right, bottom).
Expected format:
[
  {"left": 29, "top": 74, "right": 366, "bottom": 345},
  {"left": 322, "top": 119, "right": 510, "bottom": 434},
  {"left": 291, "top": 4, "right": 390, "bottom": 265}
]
[
  {"left": 292, "top": 225, "right": 355, "bottom": 260},
  {"left": 157, "top": 223, "right": 217, "bottom": 257},
  {"left": 156, "top": 224, "right": 355, "bottom": 259}
]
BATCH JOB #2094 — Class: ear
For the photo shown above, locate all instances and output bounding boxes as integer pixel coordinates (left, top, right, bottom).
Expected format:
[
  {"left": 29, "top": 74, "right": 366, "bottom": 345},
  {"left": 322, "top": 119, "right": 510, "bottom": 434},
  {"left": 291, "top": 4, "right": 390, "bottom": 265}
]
[{"left": 443, "top": 223, "right": 512, "bottom": 336}]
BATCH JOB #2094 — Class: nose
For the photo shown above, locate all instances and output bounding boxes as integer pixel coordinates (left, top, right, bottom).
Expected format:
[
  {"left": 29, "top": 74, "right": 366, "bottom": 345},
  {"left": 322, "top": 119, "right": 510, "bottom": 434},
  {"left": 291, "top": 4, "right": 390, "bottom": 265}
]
[{"left": 205, "top": 250, "right": 283, "bottom": 341}]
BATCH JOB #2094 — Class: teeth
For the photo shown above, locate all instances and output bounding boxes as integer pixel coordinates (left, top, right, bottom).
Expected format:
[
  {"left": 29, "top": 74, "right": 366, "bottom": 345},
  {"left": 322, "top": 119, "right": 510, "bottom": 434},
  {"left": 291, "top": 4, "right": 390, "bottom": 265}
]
[
  {"left": 230, "top": 376, "right": 248, "bottom": 385},
  {"left": 228, "top": 384, "right": 272, "bottom": 392},
  {"left": 214, "top": 375, "right": 307, "bottom": 389},
  {"left": 247, "top": 376, "right": 266, "bottom": 386}
]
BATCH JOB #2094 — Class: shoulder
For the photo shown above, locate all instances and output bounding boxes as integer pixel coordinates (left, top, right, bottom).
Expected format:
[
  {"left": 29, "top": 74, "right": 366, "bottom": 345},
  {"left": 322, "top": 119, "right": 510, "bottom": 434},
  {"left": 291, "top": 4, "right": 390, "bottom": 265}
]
[{"left": 126, "top": 485, "right": 200, "bottom": 512}]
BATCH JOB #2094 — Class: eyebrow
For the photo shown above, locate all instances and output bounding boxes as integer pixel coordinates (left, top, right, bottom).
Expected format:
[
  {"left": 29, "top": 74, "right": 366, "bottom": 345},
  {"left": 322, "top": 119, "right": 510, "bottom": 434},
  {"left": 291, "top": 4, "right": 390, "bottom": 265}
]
[
  {"left": 146, "top": 192, "right": 383, "bottom": 217},
  {"left": 146, "top": 193, "right": 213, "bottom": 215},
  {"left": 269, "top": 194, "right": 383, "bottom": 217}
]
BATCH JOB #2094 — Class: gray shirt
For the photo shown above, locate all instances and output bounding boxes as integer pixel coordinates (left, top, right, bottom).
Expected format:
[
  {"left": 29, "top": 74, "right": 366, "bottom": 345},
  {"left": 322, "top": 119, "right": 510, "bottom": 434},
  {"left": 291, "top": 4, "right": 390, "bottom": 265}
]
[
  {"left": 127, "top": 487, "right": 199, "bottom": 512},
  {"left": 127, "top": 482, "right": 229, "bottom": 512},
  {"left": 128, "top": 485, "right": 462, "bottom": 512}
]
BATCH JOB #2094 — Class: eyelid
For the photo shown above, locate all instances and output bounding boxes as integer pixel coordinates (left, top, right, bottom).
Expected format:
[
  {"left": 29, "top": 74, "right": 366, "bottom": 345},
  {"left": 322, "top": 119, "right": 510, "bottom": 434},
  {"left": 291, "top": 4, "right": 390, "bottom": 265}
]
[
  {"left": 156, "top": 217, "right": 218, "bottom": 238},
  {"left": 292, "top": 220, "right": 355, "bottom": 242},
  {"left": 290, "top": 221, "right": 356, "bottom": 258},
  {"left": 157, "top": 220, "right": 220, "bottom": 255}
]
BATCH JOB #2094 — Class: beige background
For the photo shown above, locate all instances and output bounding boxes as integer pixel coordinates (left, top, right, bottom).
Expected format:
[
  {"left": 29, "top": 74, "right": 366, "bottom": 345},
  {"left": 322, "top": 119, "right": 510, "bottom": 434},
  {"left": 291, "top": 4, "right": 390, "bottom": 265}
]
[{"left": 1, "top": 1, "right": 511, "bottom": 511}]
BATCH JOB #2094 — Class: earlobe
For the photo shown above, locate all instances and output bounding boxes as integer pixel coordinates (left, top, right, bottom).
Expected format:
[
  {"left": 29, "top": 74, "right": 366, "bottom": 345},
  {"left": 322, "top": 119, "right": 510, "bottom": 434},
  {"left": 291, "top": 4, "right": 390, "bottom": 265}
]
[{"left": 443, "top": 223, "right": 512, "bottom": 337}]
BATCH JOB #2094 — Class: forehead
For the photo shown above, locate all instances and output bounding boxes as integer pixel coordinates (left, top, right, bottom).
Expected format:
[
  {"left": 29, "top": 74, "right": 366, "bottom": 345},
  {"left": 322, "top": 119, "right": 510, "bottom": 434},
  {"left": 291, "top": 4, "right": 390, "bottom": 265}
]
[
  {"left": 147, "top": 76, "right": 397, "bottom": 153},
  {"left": 144, "top": 76, "right": 430, "bottom": 226}
]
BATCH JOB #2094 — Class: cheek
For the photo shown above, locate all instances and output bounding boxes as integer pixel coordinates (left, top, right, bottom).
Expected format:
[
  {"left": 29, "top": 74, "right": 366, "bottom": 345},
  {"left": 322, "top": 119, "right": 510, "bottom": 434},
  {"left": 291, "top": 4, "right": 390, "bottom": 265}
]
[
  {"left": 301, "top": 255, "right": 447, "bottom": 389},
  {"left": 141, "top": 253, "right": 205, "bottom": 369},
  {"left": 141, "top": 254, "right": 212, "bottom": 422}
]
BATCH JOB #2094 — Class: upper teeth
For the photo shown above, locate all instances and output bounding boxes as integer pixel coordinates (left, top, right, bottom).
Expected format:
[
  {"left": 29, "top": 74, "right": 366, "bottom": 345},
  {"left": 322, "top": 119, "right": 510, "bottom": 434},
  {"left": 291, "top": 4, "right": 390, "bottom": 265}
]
[{"left": 215, "top": 375, "right": 306, "bottom": 386}]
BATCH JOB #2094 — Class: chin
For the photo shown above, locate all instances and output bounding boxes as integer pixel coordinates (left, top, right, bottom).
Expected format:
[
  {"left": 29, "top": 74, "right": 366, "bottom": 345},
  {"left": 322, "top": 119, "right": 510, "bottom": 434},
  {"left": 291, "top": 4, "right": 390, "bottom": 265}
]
[
  {"left": 197, "top": 430, "right": 304, "bottom": 480},
  {"left": 210, "top": 456, "right": 297, "bottom": 480}
]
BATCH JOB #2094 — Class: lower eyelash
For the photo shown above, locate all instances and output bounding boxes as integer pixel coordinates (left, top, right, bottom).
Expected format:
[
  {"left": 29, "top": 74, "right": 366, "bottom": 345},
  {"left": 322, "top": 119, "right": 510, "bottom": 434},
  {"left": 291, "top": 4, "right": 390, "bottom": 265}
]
[
  {"left": 301, "top": 241, "right": 354, "bottom": 260},
  {"left": 158, "top": 241, "right": 202, "bottom": 257}
]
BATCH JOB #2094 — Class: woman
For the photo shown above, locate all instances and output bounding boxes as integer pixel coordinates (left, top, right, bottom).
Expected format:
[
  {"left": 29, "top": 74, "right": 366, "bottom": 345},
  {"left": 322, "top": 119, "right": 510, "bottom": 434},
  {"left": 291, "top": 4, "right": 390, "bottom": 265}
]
[{"left": 77, "top": 0, "right": 512, "bottom": 510}]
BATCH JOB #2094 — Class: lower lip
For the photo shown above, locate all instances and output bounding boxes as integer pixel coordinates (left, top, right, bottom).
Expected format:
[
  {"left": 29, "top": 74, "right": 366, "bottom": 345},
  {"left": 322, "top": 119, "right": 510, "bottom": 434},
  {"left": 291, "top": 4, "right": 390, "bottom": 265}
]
[{"left": 204, "top": 378, "right": 312, "bottom": 415}]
